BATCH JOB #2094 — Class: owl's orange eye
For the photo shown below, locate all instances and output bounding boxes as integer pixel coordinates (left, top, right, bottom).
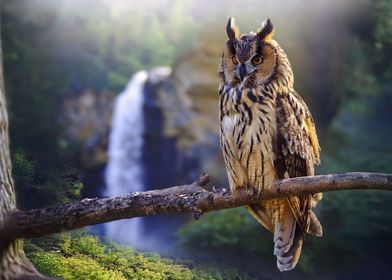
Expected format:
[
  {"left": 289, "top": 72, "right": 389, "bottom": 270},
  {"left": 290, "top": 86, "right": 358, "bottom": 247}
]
[
  {"left": 232, "top": 56, "right": 239, "bottom": 65},
  {"left": 251, "top": 55, "right": 263, "bottom": 65}
]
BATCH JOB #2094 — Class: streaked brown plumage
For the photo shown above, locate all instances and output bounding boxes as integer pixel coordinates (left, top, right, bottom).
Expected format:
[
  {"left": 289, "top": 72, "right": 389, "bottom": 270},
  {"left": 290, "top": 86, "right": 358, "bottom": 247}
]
[{"left": 218, "top": 17, "right": 323, "bottom": 271}]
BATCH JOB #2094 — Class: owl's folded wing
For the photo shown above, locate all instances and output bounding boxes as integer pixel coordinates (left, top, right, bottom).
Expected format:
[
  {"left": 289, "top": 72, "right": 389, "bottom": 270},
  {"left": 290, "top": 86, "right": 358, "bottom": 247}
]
[{"left": 274, "top": 91, "right": 322, "bottom": 235}]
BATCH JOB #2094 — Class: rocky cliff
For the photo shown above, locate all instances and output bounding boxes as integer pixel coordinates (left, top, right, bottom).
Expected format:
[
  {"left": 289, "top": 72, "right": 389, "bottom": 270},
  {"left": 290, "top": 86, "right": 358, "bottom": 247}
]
[
  {"left": 62, "top": 89, "right": 115, "bottom": 169},
  {"left": 155, "top": 30, "right": 228, "bottom": 185}
]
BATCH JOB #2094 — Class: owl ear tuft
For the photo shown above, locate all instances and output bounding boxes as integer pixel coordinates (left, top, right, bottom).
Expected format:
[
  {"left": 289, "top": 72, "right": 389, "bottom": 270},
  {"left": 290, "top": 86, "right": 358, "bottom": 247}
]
[
  {"left": 226, "top": 17, "right": 240, "bottom": 41},
  {"left": 258, "top": 18, "right": 274, "bottom": 42}
]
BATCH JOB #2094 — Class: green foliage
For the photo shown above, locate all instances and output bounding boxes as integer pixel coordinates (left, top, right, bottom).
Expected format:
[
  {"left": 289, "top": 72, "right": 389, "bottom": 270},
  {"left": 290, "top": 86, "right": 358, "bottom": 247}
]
[
  {"left": 12, "top": 148, "right": 36, "bottom": 191},
  {"left": 373, "top": 0, "right": 392, "bottom": 66},
  {"left": 179, "top": 209, "right": 322, "bottom": 274},
  {"left": 179, "top": 208, "right": 272, "bottom": 254},
  {"left": 12, "top": 147, "right": 82, "bottom": 208},
  {"left": 29, "top": 251, "right": 126, "bottom": 280},
  {"left": 190, "top": 265, "right": 252, "bottom": 280},
  {"left": 25, "top": 232, "right": 254, "bottom": 280},
  {"left": 12, "top": 148, "right": 82, "bottom": 208},
  {"left": 322, "top": 32, "right": 392, "bottom": 174},
  {"left": 344, "top": 0, "right": 392, "bottom": 94}
]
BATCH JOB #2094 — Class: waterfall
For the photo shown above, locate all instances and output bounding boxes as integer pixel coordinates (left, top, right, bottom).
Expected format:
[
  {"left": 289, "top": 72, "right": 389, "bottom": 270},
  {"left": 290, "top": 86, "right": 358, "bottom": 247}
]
[{"left": 105, "top": 71, "right": 148, "bottom": 247}]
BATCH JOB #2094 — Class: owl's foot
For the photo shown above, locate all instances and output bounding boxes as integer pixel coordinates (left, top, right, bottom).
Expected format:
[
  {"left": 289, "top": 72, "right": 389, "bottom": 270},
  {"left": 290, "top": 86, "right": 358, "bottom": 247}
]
[{"left": 241, "top": 185, "right": 258, "bottom": 196}]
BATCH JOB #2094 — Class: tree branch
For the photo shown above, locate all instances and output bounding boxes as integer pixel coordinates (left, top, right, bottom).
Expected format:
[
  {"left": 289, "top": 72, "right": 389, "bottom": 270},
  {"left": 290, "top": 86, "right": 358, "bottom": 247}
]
[{"left": 1, "top": 172, "right": 392, "bottom": 242}]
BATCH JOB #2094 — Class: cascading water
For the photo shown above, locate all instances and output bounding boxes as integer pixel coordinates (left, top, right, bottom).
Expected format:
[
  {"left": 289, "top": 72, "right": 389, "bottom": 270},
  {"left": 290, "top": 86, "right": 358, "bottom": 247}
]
[{"left": 105, "top": 71, "right": 148, "bottom": 248}]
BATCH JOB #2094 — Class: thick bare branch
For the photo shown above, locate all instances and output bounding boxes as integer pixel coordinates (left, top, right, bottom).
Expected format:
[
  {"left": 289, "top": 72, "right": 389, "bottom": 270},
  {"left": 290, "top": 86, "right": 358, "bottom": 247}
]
[{"left": 1, "top": 172, "right": 392, "bottom": 242}]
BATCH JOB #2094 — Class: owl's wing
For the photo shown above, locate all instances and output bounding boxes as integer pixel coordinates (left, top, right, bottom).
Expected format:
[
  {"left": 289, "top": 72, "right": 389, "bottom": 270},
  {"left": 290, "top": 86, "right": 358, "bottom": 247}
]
[{"left": 274, "top": 91, "right": 321, "bottom": 235}]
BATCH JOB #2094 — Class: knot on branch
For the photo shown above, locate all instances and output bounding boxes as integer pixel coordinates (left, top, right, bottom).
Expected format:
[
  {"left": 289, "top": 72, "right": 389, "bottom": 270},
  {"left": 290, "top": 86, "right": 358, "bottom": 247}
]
[{"left": 195, "top": 173, "right": 210, "bottom": 188}]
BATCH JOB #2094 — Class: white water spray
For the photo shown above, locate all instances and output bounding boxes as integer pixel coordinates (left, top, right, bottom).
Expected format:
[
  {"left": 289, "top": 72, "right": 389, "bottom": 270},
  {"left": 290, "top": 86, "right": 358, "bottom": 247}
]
[{"left": 105, "top": 71, "right": 148, "bottom": 246}]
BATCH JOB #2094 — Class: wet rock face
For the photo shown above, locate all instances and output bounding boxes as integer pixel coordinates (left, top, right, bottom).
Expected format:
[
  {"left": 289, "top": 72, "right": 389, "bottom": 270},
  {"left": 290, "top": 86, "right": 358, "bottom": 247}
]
[
  {"left": 141, "top": 62, "right": 229, "bottom": 249},
  {"left": 62, "top": 90, "right": 115, "bottom": 169},
  {"left": 143, "top": 67, "right": 182, "bottom": 189},
  {"left": 153, "top": 33, "right": 228, "bottom": 186},
  {"left": 143, "top": 67, "right": 205, "bottom": 189}
]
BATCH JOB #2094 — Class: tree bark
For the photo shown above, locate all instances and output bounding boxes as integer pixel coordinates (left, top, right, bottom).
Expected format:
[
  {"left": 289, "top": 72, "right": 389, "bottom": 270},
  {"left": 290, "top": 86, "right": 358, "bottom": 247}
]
[
  {"left": 0, "top": 21, "right": 49, "bottom": 280},
  {"left": 1, "top": 172, "right": 391, "bottom": 242}
]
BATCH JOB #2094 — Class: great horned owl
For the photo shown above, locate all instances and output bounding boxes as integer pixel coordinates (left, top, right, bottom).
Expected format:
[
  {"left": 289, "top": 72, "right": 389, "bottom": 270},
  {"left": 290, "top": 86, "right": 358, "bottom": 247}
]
[{"left": 218, "top": 17, "right": 323, "bottom": 271}]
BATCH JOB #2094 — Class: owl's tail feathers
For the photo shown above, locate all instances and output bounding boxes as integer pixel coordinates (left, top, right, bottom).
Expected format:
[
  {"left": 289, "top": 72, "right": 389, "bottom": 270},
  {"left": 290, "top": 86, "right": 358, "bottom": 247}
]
[
  {"left": 246, "top": 203, "right": 305, "bottom": 271},
  {"left": 273, "top": 207, "right": 303, "bottom": 272},
  {"left": 276, "top": 225, "right": 304, "bottom": 271}
]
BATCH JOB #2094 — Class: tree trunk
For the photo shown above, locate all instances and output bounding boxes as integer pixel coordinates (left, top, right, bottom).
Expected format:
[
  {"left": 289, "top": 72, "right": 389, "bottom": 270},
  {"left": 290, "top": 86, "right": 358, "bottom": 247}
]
[{"left": 0, "top": 18, "right": 50, "bottom": 280}]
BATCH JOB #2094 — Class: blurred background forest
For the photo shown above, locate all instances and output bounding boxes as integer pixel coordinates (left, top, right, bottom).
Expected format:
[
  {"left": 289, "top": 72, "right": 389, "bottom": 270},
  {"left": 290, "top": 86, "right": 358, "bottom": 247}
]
[{"left": 2, "top": 0, "right": 392, "bottom": 279}]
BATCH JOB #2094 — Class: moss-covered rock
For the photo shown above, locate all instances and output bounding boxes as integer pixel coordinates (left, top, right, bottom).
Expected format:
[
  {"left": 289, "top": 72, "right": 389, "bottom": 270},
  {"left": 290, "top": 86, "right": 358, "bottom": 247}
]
[{"left": 25, "top": 232, "right": 254, "bottom": 280}]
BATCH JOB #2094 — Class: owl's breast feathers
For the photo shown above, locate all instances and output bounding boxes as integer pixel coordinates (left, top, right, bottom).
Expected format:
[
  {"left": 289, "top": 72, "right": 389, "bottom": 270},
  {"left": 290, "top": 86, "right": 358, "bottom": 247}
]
[
  {"left": 219, "top": 84, "right": 322, "bottom": 233},
  {"left": 219, "top": 85, "right": 277, "bottom": 191}
]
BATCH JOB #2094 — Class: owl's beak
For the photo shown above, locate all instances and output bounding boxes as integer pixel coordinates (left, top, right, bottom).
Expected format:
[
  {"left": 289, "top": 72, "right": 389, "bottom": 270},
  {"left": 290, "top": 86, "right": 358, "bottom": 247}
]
[{"left": 238, "top": 64, "right": 247, "bottom": 81}]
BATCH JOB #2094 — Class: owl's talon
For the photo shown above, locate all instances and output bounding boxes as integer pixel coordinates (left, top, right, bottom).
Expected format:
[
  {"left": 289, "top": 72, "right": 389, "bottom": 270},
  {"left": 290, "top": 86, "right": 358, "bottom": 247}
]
[{"left": 240, "top": 185, "right": 255, "bottom": 196}]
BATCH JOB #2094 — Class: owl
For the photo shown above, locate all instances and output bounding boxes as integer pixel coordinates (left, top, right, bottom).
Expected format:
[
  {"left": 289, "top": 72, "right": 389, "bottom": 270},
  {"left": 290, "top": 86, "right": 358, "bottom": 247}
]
[{"left": 218, "top": 17, "right": 323, "bottom": 271}]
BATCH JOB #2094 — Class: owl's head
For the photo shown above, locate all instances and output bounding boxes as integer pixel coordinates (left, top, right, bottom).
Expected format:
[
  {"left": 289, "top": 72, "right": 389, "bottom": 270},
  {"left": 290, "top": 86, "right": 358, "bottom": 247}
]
[{"left": 219, "top": 18, "right": 291, "bottom": 89}]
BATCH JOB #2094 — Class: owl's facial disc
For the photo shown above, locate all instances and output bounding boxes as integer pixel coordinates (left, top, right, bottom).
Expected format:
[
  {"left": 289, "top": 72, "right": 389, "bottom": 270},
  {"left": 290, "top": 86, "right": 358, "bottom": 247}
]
[
  {"left": 236, "top": 59, "right": 257, "bottom": 82},
  {"left": 222, "top": 17, "right": 278, "bottom": 87}
]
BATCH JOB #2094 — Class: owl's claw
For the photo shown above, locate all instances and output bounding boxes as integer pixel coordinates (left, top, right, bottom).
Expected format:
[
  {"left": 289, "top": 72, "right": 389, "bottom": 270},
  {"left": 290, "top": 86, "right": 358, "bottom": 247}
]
[{"left": 242, "top": 185, "right": 257, "bottom": 196}]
